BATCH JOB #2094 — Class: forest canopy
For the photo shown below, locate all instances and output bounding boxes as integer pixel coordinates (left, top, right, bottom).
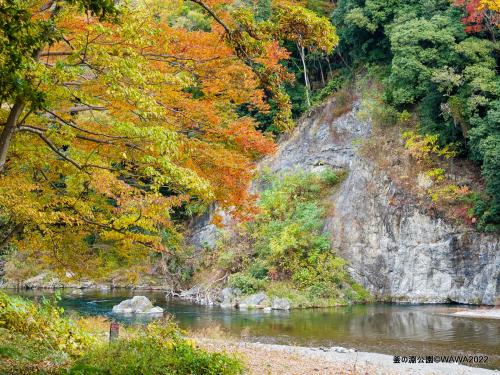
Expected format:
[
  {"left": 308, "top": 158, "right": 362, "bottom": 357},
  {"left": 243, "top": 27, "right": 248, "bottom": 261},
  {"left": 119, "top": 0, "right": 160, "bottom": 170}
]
[
  {"left": 0, "top": 0, "right": 337, "bottom": 276},
  {"left": 0, "top": 0, "right": 498, "bottom": 280},
  {"left": 331, "top": 0, "right": 499, "bottom": 230}
]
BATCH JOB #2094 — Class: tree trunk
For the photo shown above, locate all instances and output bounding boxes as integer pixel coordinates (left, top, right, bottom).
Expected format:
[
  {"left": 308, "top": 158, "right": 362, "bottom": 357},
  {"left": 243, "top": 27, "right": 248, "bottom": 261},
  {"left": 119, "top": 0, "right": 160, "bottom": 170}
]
[
  {"left": 318, "top": 57, "right": 325, "bottom": 86},
  {"left": 0, "top": 99, "right": 25, "bottom": 173},
  {"left": 298, "top": 43, "right": 310, "bottom": 108},
  {"left": 325, "top": 55, "right": 333, "bottom": 77}
]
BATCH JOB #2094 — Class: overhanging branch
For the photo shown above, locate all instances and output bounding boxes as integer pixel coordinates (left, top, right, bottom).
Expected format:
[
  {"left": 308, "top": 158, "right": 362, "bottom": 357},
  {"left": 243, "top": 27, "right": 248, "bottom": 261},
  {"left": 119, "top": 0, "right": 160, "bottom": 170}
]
[{"left": 18, "top": 126, "right": 84, "bottom": 170}]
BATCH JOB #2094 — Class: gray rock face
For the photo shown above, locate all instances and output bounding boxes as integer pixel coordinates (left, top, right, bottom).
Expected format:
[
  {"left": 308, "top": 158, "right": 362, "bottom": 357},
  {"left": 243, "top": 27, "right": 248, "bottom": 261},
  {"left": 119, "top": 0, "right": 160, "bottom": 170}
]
[
  {"left": 219, "top": 287, "right": 241, "bottom": 308},
  {"left": 261, "top": 99, "right": 371, "bottom": 174},
  {"left": 271, "top": 297, "right": 291, "bottom": 310},
  {"left": 239, "top": 292, "right": 269, "bottom": 309},
  {"left": 186, "top": 205, "right": 219, "bottom": 250},
  {"left": 260, "top": 98, "right": 499, "bottom": 305},
  {"left": 112, "top": 296, "right": 163, "bottom": 314},
  {"left": 186, "top": 204, "right": 233, "bottom": 251},
  {"left": 22, "top": 273, "right": 63, "bottom": 289}
]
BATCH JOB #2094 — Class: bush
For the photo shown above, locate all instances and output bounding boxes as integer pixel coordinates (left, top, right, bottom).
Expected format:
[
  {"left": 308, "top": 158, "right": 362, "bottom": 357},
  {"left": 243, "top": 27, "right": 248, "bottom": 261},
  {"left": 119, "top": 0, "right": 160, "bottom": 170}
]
[
  {"left": 0, "top": 294, "right": 244, "bottom": 375},
  {"left": 0, "top": 328, "right": 70, "bottom": 374},
  {"left": 228, "top": 273, "right": 267, "bottom": 294},
  {"left": 237, "top": 170, "right": 370, "bottom": 305},
  {"left": 66, "top": 321, "right": 243, "bottom": 375},
  {"left": 0, "top": 292, "right": 94, "bottom": 357}
]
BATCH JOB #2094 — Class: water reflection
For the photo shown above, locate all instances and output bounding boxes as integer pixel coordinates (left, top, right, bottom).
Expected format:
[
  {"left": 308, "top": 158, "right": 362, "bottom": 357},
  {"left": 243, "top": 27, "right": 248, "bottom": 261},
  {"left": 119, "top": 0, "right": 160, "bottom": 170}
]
[{"left": 7, "top": 289, "right": 500, "bottom": 369}]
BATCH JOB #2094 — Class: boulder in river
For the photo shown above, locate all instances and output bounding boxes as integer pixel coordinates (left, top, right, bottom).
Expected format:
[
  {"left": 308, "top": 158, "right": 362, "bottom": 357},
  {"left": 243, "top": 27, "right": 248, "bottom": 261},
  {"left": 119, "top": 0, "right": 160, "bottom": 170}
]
[
  {"left": 112, "top": 296, "right": 163, "bottom": 314},
  {"left": 238, "top": 292, "right": 269, "bottom": 309},
  {"left": 219, "top": 287, "right": 241, "bottom": 308},
  {"left": 271, "top": 297, "right": 290, "bottom": 310}
]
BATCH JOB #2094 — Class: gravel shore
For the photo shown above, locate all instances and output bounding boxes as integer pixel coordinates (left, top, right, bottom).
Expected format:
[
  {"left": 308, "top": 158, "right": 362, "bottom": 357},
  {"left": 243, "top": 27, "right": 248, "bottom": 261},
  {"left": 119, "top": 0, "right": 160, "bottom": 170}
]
[
  {"left": 197, "top": 339, "right": 498, "bottom": 375},
  {"left": 452, "top": 308, "right": 500, "bottom": 319}
]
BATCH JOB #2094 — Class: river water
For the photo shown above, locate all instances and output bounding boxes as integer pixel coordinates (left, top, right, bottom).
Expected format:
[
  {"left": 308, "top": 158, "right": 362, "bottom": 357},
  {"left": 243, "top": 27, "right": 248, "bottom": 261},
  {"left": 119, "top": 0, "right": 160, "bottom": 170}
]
[{"left": 8, "top": 289, "right": 500, "bottom": 370}]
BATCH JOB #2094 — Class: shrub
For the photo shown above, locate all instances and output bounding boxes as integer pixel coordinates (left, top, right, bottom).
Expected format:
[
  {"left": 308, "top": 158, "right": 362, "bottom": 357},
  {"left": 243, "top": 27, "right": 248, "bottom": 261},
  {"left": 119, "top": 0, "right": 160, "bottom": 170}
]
[
  {"left": 428, "top": 184, "right": 470, "bottom": 203},
  {"left": 311, "top": 73, "right": 347, "bottom": 106},
  {"left": 403, "top": 131, "right": 457, "bottom": 164},
  {"left": 426, "top": 168, "right": 446, "bottom": 182},
  {"left": 240, "top": 170, "right": 370, "bottom": 304},
  {"left": 0, "top": 294, "right": 244, "bottom": 375},
  {"left": 0, "top": 292, "right": 94, "bottom": 357},
  {"left": 0, "top": 328, "right": 70, "bottom": 374},
  {"left": 228, "top": 273, "right": 266, "bottom": 294},
  {"left": 66, "top": 321, "right": 243, "bottom": 375}
]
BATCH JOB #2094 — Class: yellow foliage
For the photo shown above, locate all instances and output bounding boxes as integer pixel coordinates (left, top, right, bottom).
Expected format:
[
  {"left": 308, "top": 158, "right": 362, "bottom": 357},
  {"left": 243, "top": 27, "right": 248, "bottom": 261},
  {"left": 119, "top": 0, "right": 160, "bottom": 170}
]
[
  {"left": 402, "top": 131, "right": 458, "bottom": 164},
  {"left": 429, "top": 184, "right": 471, "bottom": 203},
  {"left": 480, "top": 0, "right": 500, "bottom": 12},
  {"left": 426, "top": 168, "right": 446, "bottom": 182}
]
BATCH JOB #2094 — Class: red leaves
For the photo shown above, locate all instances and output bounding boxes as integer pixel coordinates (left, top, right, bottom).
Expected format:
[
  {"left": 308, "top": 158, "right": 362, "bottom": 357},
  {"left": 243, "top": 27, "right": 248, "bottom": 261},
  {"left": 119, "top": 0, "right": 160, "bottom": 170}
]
[{"left": 453, "top": 0, "right": 500, "bottom": 33}]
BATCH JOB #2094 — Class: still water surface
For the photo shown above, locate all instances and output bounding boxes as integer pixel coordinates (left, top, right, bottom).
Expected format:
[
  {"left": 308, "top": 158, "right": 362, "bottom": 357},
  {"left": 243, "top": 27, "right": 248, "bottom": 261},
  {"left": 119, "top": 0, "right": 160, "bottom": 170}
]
[{"left": 9, "top": 289, "right": 500, "bottom": 369}]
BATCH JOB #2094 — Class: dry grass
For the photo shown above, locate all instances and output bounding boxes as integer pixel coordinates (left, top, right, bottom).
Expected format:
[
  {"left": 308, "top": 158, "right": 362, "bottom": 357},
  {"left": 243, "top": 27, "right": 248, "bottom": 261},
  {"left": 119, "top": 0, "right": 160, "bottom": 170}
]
[{"left": 331, "top": 89, "right": 355, "bottom": 119}]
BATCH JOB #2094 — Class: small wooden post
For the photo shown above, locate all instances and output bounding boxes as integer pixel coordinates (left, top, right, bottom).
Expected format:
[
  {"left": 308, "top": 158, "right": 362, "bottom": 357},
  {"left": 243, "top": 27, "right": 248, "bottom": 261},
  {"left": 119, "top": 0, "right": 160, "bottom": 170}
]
[{"left": 109, "top": 322, "right": 119, "bottom": 343}]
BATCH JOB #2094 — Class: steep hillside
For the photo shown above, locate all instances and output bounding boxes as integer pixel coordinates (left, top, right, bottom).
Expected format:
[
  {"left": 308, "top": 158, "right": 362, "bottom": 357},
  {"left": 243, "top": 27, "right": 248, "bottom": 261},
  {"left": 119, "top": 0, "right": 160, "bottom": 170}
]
[{"left": 259, "top": 97, "right": 499, "bottom": 305}]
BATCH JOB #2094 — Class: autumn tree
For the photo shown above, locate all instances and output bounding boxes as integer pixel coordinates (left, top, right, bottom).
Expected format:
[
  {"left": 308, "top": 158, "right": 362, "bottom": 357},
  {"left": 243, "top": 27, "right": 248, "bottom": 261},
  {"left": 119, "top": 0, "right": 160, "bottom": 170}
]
[
  {"left": 454, "top": 0, "right": 500, "bottom": 40},
  {"left": 0, "top": 0, "right": 277, "bottom": 277},
  {"left": 271, "top": 5, "right": 338, "bottom": 107}
]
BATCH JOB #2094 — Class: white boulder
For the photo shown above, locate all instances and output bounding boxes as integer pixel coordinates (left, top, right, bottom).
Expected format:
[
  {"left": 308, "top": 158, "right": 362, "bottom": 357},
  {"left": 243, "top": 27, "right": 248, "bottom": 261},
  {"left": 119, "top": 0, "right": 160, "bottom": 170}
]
[{"left": 112, "top": 296, "right": 164, "bottom": 314}]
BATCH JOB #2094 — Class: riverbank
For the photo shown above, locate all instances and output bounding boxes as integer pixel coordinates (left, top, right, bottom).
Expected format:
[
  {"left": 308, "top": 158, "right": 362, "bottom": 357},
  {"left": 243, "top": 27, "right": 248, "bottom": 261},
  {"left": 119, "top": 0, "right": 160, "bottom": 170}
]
[
  {"left": 452, "top": 308, "right": 500, "bottom": 319},
  {"left": 0, "top": 272, "right": 170, "bottom": 291},
  {"left": 196, "top": 339, "right": 498, "bottom": 375}
]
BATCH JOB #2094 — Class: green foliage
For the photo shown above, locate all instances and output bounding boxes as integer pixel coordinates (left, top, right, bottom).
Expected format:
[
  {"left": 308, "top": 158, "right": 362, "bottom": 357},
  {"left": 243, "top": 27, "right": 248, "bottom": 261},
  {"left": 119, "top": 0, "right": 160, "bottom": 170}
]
[
  {"left": 0, "top": 0, "right": 119, "bottom": 106},
  {"left": 311, "top": 71, "right": 350, "bottom": 106},
  {"left": 224, "top": 169, "right": 369, "bottom": 305},
  {"left": 228, "top": 273, "right": 266, "bottom": 294},
  {"left": 461, "top": 191, "right": 500, "bottom": 232},
  {"left": 0, "top": 293, "right": 244, "bottom": 375},
  {"left": 388, "top": 14, "right": 465, "bottom": 106},
  {"left": 66, "top": 322, "right": 243, "bottom": 375},
  {"left": 168, "top": 2, "right": 211, "bottom": 30},
  {"left": 0, "top": 328, "right": 71, "bottom": 374},
  {"left": 0, "top": 292, "right": 95, "bottom": 357},
  {"left": 333, "top": 0, "right": 500, "bottom": 229},
  {"left": 252, "top": 170, "right": 340, "bottom": 285}
]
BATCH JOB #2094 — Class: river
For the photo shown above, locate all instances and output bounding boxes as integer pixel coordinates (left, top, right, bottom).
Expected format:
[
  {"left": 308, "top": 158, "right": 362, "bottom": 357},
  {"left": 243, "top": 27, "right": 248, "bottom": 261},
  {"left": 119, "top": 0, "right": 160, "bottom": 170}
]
[{"left": 7, "top": 289, "right": 500, "bottom": 370}]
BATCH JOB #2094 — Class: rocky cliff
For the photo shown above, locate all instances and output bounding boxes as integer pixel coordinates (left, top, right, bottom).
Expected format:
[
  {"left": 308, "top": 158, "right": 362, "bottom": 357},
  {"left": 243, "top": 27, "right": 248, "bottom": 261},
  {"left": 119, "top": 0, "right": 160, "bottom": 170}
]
[{"left": 259, "top": 98, "right": 499, "bottom": 305}]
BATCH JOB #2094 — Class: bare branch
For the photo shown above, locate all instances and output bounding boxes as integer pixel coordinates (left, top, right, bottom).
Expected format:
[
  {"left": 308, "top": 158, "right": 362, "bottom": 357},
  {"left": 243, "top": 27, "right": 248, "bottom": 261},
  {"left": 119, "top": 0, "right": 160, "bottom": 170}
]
[
  {"left": 0, "top": 223, "right": 24, "bottom": 250},
  {"left": 142, "top": 53, "right": 220, "bottom": 63},
  {"left": 39, "top": 51, "right": 74, "bottom": 57},
  {"left": 43, "top": 108, "right": 125, "bottom": 140}
]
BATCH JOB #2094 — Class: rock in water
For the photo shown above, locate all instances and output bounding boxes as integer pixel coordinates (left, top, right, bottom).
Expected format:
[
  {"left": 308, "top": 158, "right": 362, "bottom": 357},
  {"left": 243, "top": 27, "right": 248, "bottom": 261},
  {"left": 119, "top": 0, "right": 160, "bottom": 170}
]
[
  {"left": 112, "top": 296, "right": 163, "bottom": 314},
  {"left": 271, "top": 297, "right": 290, "bottom": 310},
  {"left": 220, "top": 287, "right": 241, "bottom": 308},
  {"left": 239, "top": 292, "right": 269, "bottom": 309}
]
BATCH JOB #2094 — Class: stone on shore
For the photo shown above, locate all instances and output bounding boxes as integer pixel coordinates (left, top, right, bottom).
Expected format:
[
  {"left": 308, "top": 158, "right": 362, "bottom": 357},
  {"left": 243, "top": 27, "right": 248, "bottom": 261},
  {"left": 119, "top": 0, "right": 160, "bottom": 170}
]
[
  {"left": 112, "top": 296, "right": 163, "bottom": 314},
  {"left": 271, "top": 297, "right": 290, "bottom": 310},
  {"left": 452, "top": 308, "right": 500, "bottom": 319},
  {"left": 22, "top": 273, "right": 63, "bottom": 289},
  {"left": 220, "top": 287, "right": 241, "bottom": 308},
  {"left": 238, "top": 292, "right": 269, "bottom": 309}
]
